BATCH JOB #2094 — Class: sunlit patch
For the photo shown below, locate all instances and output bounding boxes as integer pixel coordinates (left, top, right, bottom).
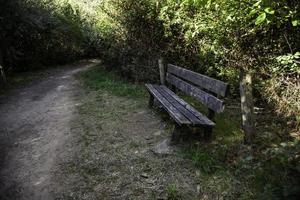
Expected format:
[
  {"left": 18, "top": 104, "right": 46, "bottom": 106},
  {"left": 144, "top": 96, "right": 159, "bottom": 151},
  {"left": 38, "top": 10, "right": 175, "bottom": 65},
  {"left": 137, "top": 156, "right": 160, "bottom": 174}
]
[
  {"left": 57, "top": 85, "right": 66, "bottom": 91},
  {"left": 62, "top": 75, "right": 71, "bottom": 79},
  {"left": 34, "top": 176, "right": 46, "bottom": 186},
  {"left": 31, "top": 137, "right": 42, "bottom": 143}
]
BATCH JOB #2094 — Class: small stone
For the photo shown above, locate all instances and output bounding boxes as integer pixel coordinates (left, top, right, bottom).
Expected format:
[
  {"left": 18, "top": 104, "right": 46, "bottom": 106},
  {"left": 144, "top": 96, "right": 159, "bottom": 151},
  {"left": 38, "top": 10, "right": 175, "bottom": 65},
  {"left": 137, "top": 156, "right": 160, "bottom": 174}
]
[
  {"left": 197, "top": 185, "right": 201, "bottom": 193},
  {"left": 140, "top": 173, "right": 149, "bottom": 179},
  {"left": 152, "top": 139, "right": 174, "bottom": 155},
  {"left": 145, "top": 136, "right": 152, "bottom": 140},
  {"left": 153, "top": 130, "right": 162, "bottom": 136}
]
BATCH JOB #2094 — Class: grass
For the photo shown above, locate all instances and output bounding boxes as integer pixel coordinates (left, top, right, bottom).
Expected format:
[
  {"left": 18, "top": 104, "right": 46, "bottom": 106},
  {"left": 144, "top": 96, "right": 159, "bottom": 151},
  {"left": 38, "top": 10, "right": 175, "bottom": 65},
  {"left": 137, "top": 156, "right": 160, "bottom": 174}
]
[
  {"left": 71, "top": 65, "right": 300, "bottom": 200},
  {"left": 166, "top": 184, "right": 182, "bottom": 200},
  {"left": 62, "top": 65, "right": 204, "bottom": 199},
  {"left": 77, "top": 65, "right": 146, "bottom": 100},
  {"left": 0, "top": 70, "right": 47, "bottom": 95},
  {"left": 178, "top": 94, "right": 300, "bottom": 199}
]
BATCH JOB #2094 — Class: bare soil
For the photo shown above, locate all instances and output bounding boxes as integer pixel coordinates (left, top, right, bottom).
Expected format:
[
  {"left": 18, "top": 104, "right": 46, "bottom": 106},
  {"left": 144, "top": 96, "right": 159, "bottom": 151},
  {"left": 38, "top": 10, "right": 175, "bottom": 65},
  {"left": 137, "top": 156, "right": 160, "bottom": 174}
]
[
  {"left": 0, "top": 61, "right": 200, "bottom": 200},
  {"left": 0, "top": 60, "right": 99, "bottom": 200}
]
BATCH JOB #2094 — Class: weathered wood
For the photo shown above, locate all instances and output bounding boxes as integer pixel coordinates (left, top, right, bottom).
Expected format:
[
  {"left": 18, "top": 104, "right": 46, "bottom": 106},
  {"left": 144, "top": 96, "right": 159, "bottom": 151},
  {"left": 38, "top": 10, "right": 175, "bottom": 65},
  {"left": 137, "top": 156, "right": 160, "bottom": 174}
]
[
  {"left": 168, "top": 64, "right": 228, "bottom": 97},
  {"left": 160, "top": 85, "right": 215, "bottom": 126},
  {"left": 208, "top": 109, "right": 215, "bottom": 120},
  {"left": 146, "top": 64, "right": 228, "bottom": 142},
  {"left": 145, "top": 84, "right": 191, "bottom": 125},
  {"left": 239, "top": 69, "right": 255, "bottom": 143},
  {"left": 148, "top": 93, "right": 154, "bottom": 107},
  {"left": 166, "top": 73, "right": 224, "bottom": 113},
  {"left": 158, "top": 58, "right": 166, "bottom": 85},
  {"left": 156, "top": 86, "right": 204, "bottom": 125},
  {"left": 171, "top": 124, "right": 189, "bottom": 143},
  {"left": 171, "top": 124, "right": 182, "bottom": 143}
]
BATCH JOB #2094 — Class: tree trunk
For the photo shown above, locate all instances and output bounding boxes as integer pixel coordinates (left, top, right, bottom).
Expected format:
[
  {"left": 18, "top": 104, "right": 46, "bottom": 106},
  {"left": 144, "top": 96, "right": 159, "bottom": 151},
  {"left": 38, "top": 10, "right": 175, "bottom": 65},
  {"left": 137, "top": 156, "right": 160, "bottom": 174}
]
[
  {"left": 0, "top": 49, "right": 7, "bottom": 87},
  {"left": 158, "top": 57, "right": 166, "bottom": 85},
  {"left": 239, "top": 69, "right": 255, "bottom": 143}
]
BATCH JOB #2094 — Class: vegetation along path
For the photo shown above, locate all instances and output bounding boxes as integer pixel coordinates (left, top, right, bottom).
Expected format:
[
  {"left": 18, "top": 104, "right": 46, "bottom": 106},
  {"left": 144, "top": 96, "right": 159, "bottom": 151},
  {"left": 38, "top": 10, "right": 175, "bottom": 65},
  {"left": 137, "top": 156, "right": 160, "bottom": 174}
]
[{"left": 0, "top": 61, "right": 206, "bottom": 199}]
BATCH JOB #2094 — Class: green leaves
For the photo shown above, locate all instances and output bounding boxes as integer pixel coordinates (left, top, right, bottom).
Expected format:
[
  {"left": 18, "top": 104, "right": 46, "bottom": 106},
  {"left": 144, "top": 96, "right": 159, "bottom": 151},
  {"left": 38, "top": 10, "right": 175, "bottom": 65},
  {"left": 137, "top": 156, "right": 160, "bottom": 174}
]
[
  {"left": 292, "top": 19, "right": 300, "bottom": 27},
  {"left": 274, "top": 52, "right": 300, "bottom": 74},
  {"left": 255, "top": 12, "right": 266, "bottom": 25},
  {"left": 252, "top": 1, "right": 300, "bottom": 29},
  {"left": 255, "top": 7, "right": 275, "bottom": 25},
  {"left": 264, "top": 7, "right": 275, "bottom": 15}
]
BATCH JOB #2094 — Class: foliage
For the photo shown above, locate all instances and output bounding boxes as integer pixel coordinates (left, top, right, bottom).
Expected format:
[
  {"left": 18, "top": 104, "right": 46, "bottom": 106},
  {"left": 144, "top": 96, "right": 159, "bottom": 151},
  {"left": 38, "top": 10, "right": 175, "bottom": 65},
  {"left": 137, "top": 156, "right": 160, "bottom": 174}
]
[
  {"left": 182, "top": 113, "right": 300, "bottom": 199},
  {"left": 79, "top": 65, "right": 300, "bottom": 199},
  {"left": 78, "top": 64, "right": 146, "bottom": 100},
  {"left": 97, "top": 0, "right": 166, "bottom": 82},
  {"left": 96, "top": 0, "right": 299, "bottom": 118},
  {"left": 2, "top": 0, "right": 298, "bottom": 118},
  {"left": 0, "top": 0, "right": 99, "bottom": 72},
  {"left": 93, "top": 1, "right": 300, "bottom": 196}
]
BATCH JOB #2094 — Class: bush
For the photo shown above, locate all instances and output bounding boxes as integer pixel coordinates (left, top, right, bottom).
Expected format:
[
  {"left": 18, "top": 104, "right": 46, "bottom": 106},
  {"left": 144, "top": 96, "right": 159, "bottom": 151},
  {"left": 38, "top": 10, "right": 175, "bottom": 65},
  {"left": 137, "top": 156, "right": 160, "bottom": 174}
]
[
  {"left": 0, "top": 0, "right": 99, "bottom": 72},
  {"left": 97, "top": 0, "right": 300, "bottom": 119}
]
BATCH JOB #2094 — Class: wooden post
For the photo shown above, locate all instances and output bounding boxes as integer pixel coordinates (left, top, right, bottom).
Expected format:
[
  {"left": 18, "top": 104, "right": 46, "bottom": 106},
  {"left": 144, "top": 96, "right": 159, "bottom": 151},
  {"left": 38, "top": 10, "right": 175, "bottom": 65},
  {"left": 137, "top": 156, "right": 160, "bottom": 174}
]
[
  {"left": 158, "top": 57, "right": 166, "bottom": 85},
  {"left": 239, "top": 69, "right": 255, "bottom": 143}
]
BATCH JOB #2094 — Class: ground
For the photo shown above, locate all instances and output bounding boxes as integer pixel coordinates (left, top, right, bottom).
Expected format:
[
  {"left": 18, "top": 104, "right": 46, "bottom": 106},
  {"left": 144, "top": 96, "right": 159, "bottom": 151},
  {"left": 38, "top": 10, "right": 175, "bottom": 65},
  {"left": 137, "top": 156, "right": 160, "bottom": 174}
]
[
  {"left": 0, "top": 61, "right": 201, "bottom": 200},
  {"left": 1, "top": 61, "right": 298, "bottom": 200},
  {"left": 0, "top": 60, "right": 98, "bottom": 199}
]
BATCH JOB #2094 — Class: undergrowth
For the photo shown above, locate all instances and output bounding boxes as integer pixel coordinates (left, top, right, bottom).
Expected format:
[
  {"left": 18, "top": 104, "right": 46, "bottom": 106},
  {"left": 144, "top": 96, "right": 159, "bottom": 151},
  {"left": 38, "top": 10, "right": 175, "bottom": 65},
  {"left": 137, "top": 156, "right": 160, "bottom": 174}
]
[
  {"left": 78, "top": 65, "right": 146, "bottom": 100},
  {"left": 180, "top": 97, "right": 300, "bottom": 199},
  {"left": 77, "top": 65, "right": 300, "bottom": 199}
]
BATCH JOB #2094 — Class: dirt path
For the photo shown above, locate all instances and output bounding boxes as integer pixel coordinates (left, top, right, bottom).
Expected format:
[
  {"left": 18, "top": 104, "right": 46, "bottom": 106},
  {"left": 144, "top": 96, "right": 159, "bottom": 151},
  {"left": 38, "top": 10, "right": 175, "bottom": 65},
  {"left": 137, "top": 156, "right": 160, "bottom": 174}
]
[
  {"left": 0, "top": 60, "right": 99, "bottom": 200},
  {"left": 0, "top": 62, "right": 201, "bottom": 200}
]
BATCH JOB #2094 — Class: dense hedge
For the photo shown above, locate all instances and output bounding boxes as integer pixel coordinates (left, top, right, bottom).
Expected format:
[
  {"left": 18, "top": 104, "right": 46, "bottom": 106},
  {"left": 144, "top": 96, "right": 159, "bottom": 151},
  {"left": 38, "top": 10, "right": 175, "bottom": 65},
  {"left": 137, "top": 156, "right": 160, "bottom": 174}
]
[
  {"left": 94, "top": 3, "right": 300, "bottom": 197},
  {"left": 0, "top": 0, "right": 100, "bottom": 71},
  {"left": 97, "top": 0, "right": 300, "bottom": 119}
]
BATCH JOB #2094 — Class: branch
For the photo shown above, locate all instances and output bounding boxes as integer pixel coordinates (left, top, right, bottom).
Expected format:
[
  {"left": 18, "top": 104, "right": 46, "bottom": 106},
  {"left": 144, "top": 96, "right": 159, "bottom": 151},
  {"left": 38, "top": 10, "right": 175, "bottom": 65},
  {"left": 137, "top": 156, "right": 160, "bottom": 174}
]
[{"left": 284, "top": 33, "right": 293, "bottom": 54}]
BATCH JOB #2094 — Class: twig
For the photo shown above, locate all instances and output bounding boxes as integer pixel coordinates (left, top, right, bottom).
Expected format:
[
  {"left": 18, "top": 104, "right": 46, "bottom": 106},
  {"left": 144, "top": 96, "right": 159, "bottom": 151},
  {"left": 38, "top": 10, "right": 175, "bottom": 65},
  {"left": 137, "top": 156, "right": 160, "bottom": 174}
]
[
  {"left": 294, "top": 60, "right": 300, "bottom": 64},
  {"left": 284, "top": 33, "right": 293, "bottom": 54}
]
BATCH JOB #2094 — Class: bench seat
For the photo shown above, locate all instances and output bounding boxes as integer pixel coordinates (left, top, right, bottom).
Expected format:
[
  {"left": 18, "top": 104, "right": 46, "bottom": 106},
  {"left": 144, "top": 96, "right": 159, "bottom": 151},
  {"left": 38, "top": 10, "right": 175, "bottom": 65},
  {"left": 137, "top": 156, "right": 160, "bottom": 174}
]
[{"left": 145, "top": 84, "right": 215, "bottom": 127}]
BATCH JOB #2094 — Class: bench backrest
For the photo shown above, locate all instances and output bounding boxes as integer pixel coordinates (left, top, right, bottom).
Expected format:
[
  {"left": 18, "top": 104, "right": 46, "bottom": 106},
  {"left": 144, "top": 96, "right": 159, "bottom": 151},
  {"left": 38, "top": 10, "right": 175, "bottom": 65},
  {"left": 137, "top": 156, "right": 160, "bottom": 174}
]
[{"left": 166, "top": 64, "right": 228, "bottom": 113}]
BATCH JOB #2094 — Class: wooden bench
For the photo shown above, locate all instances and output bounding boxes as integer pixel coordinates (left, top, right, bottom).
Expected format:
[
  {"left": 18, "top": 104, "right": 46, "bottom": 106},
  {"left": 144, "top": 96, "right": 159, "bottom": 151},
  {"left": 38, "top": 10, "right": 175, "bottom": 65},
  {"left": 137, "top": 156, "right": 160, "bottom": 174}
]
[{"left": 145, "top": 64, "right": 228, "bottom": 141}]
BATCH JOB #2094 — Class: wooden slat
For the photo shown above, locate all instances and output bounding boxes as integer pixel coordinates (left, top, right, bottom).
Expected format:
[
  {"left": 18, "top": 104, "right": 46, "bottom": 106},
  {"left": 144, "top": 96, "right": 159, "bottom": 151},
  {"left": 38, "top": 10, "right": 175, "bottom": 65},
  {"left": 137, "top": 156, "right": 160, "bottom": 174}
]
[
  {"left": 145, "top": 84, "right": 191, "bottom": 125},
  {"left": 168, "top": 64, "right": 228, "bottom": 97},
  {"left": 166, "top": 73, "right": 224, "bottom": 113},
  {"left": 156, "top": 86, "right": 204, "bottom": 125},
  {"left": 160, "top": 86, "right": 215, "bottom": 126}
]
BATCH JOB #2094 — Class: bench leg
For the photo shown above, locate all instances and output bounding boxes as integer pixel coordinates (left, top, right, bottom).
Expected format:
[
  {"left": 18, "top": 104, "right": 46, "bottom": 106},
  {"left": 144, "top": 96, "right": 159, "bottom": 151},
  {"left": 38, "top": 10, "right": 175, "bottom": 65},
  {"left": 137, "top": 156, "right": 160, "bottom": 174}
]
[
  {"left": 148, "top": 93, "right": 154, "bottom": 107},
  {"left": 192, "top": 127, "right": 204, "bottom": 140},
  {"left": 204, "top": 126, "right": 213, "bottom": 142},
  {"left": 171, "top": 124, "right": 180, "bottom": 143},
  {"left": 171, "top": 124, "right": 187, "bottom": 144}
]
